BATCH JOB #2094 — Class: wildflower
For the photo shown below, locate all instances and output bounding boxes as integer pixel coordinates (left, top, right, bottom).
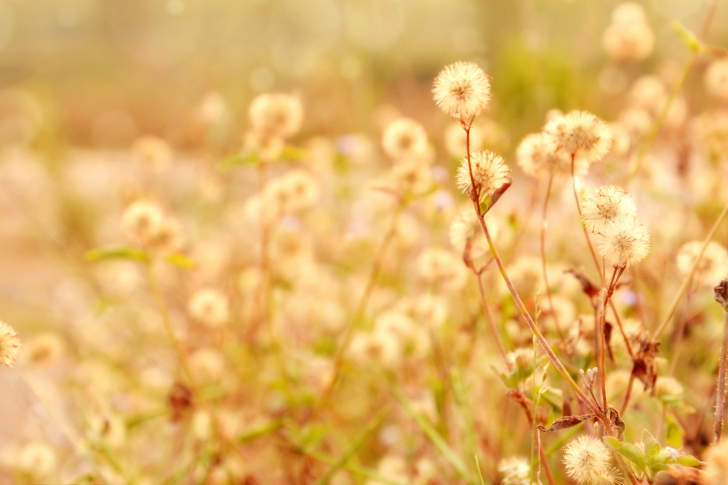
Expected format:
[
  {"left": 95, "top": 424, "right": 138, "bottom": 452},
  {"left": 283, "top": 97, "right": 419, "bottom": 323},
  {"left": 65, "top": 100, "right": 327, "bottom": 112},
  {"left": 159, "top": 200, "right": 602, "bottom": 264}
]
[
  {"left": 188, "top": 289, "right": 229, "bottom": 328},
  {"left": 544, "top": 111, "right": 613, "bottom": 163},
  {"left": 189, "top": 348, "right": 226, "bottom": 384},
  {"left": 381, "top": 118, "right": 429, "bottom": 160},
  {"left": 563, "top": 435, "right": 619, "bottom": 485},
  {"left": 433, "top": 62, "right": 491, "bottom": 120},
  {"left": 597, "top": 219, "right": 650, "bottom": 268},
  {"left": 676, "top": 241, "right": 728, "bottom": 285},
  {"left": 603, "top": 13, "right": 654, "bottom": 62},
  {"left": 0, "top": 321, "right": 20, "bottom": 367},
  {"left": 705, "top": 439, "right": 728, "bottom": 485},
  {"left": 248, "top": 93, "right": 303, "bottom": 139},
  {"left": 132, "top": 136, "right": 173, "bottom": 171},
  {"left": 516, "top": 132, "right": 574, "bottom": 178},
  {"left": 16, "top": 442, "right": 57, "bottom": 479},
  {"left": 581, "top": 186, "right": 637, "bottom": 233},
  {"left": 416, "top": 248, "right": 468, "bottom": 291},
  {"left": 145, "top": 216, "right": 185, "bottom": 255},
  {"left": 705, "top": 59, "right": 728, "bottom": 102},
  {"left": 390, "top": 160, "right": 432, "bottom": 196},
  {"left": 23, "top": 333, "right": 64, "bottom": 366},
  {"left": 456, "top": 150, "right": 510, "bottom": 202},
  {"left": 498, "top": 456, "right": 530, "bottom": 485},
  {"left": 121, "top": 200, "right": 165, "bottom": 245}
]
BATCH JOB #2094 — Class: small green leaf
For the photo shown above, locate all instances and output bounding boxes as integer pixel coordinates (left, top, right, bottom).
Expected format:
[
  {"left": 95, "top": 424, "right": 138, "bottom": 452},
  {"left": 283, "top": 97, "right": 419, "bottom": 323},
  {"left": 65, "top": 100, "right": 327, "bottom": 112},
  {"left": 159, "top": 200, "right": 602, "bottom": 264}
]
[
  {"left": 277, "top": 146, "right": 307, "bottom": 161},
  {"left": 665, "top": 413, "right": 684, "bottom": 448},
  {"left": 671, "top": 20, "right": 702, "bottom": 52},
  {"left": 618, "top": 444, "right": 647, "bottom": 472},
  {"left": 642, "top": 430, "right": 660, "bottom": 461},
  {"left": 676, "top": 455, "right": 701, "bottom": 467},
  {"left": 217, "top": 151, "right": 259, "bottom": 170},
  {"left": 165, "top": 253, "right": 195, "bottom": 269},
  {"left": 85, "top": 246, "right": 147, "bottom": 262},
  {"left": 604, "top": 436, "right": 623, "bottom": 449}
]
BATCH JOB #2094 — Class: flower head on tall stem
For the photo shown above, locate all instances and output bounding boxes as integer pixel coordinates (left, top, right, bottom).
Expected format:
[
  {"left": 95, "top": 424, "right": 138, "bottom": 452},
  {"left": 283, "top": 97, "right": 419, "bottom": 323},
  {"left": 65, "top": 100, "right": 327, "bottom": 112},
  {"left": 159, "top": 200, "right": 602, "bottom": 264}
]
[
  {"left": 433, "top": 62, "right": 491, "bottom": 120},
  {"left": 544, "top": 111, "right": 613, "bottom": 163},
  {"left": 582, "top": 186, "right": 637, "bottom": 234},
  {"left": 456, "top": 150, "right": 510, "bottom": 203},
  {"left": 516, "top": 132, "right": 577, "bottom": 178},
  {"left": 563, "top": 435, "right": 620, "bottom": 485},
  {"left": 597, "top": 219, "right": 650, "bottom": 268}
]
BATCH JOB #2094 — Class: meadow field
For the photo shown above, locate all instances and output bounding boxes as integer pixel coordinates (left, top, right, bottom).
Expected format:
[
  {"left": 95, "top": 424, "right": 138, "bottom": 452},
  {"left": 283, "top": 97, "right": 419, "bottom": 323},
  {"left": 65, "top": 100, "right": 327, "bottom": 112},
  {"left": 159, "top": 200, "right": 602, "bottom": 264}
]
[{"left": 2, "top": 1, "right": 728, "bottom": 483}]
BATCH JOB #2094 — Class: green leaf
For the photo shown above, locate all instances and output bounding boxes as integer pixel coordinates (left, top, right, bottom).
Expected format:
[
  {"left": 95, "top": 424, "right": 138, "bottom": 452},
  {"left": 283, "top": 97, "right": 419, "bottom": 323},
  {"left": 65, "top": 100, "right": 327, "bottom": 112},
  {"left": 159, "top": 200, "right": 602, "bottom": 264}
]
[
  {"left": 665, "top": 413, "right": 684, "bottom": 448},
  {"left": 604, "top": 436, "right": 623, "bottom": 449},
  {"left": 676, "top": 455, "right": 701, "bottom": 467},
  {"left": 614, "top": 443, "right": 647, "bottom": 472},
  {"left": 165, "top": 253, "right": 195, "bottom": 269},
  {"left": 85, "top": 246, "right": 147, "bottom": 262},
  {"left": 642, "top": 430, "right": 661, "bottom": 461},
  {"left": 277, "top": 146, "right": 307, "bottom": 161},
  {"left": 217, "top": 151, "right": 259, "bottom": 170},
  {"left": 671, "top": 20, "right": 702, "bottom": 52}
]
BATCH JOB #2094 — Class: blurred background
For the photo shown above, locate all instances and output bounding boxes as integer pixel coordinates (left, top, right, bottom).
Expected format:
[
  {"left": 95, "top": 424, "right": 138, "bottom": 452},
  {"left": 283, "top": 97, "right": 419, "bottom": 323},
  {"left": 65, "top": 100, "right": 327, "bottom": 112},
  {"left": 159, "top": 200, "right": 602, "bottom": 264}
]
[{"left": 1, "top": 0, "right": 726, "bottom": 153}]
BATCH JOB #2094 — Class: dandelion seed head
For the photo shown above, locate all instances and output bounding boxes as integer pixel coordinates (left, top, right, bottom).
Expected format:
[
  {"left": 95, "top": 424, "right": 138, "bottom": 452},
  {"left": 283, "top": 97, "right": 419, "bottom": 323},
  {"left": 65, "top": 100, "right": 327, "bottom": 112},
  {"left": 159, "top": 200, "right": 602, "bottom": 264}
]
[
  {"left": 498, "top": 456, "right": 530, "bottom": 485},
  {"left": 416, "top": 248, "right": 468, "bottom": 291},
  {"left": 597, "top": 219, "right": 650, "bottom": 268},
  {"left": 516, "top": 132, "right": 576, "bottom": 178},
  {"left": 582, "top": 186, "right": 637, "bottom": 233},
  {"left": 456, "top": 150, "right": 510, "bottom": 202},
  {"left": 248, "top": 93, "right": 303, "bottom": 139},
  {"left": 390, "top": 160, "right": 432, "bottom": 196},
  {"left": 705, "top": 440, "right": 728, "bottom": 485},
  {"left": 0, "top": 321, "right": 20, "bottom": 367},
  {"left": 676, "top": 241, "right": 728, "bottom": 285},
  {"left": 121, "top": 200, "right": 165, "bottom": 245},
  {"left": 705, "top": 59, "right": 728, "bottom": 102},
  {"left": 563, "top": 436, "right": 619, "bottom": 485},
  {"left": 382, "top": 118, "right": 429, "bottom": 161},
  {"left": 544, "top": 111, "right": 613, "bottom": 162},
  {"left": 16, "top": 442, "right": 57, "bottom": 479},
  {"left": 433, "top": 62, "right": 491, "bottom": 120},
  {"left": 188, "top": 289, "right": 229, "bottom": 328},
  {"left": 23, "top": 332, "right": 63, "bottom": 367}
]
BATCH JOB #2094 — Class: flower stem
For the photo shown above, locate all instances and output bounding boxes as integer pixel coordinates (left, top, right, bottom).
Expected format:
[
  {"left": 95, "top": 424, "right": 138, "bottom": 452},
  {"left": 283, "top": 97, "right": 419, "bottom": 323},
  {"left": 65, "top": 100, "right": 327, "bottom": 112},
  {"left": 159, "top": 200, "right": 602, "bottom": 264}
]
[
  {"left": 540, "top": 173, "right": 564, "bottom": 341},
  {"left": 654, "top": 199, "right": 728, "bottom": 340},
  {"left": 570, "top": 156, "right": 605, "bottom": 287}
]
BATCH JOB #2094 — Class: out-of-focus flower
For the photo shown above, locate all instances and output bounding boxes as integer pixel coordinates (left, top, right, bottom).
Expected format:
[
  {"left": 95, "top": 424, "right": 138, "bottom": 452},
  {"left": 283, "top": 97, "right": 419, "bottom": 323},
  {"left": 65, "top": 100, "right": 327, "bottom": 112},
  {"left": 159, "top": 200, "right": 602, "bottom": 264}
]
[
  {"left": 0, "top": 321, "right": 20, "bottom": 367},
  {"left": 382, "top": 118, "right": 429, "bottom": 161}
]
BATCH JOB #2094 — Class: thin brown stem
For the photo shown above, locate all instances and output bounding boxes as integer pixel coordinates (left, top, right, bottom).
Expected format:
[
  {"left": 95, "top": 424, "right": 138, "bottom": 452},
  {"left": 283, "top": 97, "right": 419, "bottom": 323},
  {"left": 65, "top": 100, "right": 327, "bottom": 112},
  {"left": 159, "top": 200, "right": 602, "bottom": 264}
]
[
  {"left": 570, "top": 155, "right": 605, "bottom": 287},
  {"left": 715, "top": 308, "right": 728, "bottom": 443},
  {"left": 476, "top": 271, "right": 511, "bottom": 370},
  {"left": 538, "top": 442, "right": 556, "bottom": 485},
  {"left": 654, "top": 200, "right": 728, "bottom": 339},
  {"left": 670, "top": 283, "right": 696, "bottom": 377},
  {"left": 621, "top": 373, "right": 635, "bottom": 415},
  {"left": 540, "top": 173, "right": 564, "bottom": 340}
]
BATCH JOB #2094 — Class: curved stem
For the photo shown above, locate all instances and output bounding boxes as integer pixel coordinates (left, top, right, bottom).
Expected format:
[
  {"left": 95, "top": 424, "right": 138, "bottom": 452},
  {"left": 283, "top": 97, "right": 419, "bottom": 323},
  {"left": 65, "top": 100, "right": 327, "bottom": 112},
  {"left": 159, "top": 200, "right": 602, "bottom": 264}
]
[
  {"left": 317, "top": 199, "right": 407, "bottom": 410},
  {"left": 540, "top": 173, "right": 564, "bottom": 340},
  {"left": 654, "top": 200, "right": 728, "bottom": 339},
  {"left": 476, "top": 271, "right": 511, "bottom": 370},
  {"left": 570, "top": 156, "right": 605, "bottom": 287}
]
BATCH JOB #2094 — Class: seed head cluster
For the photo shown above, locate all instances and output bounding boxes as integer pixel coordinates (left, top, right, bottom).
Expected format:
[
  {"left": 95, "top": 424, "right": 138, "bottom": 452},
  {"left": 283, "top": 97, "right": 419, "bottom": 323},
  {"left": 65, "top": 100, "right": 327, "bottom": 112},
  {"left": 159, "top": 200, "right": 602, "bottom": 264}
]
[{"left": 433, "top": 62, "right": 491, "bottom": 120}]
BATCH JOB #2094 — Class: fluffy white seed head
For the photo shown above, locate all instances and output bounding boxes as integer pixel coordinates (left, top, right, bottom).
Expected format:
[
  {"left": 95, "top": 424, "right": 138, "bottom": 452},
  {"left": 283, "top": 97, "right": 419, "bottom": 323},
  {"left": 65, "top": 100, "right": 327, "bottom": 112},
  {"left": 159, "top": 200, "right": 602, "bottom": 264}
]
[
  {"left": 544, "top": 111, "right": 613, "bottom": 162},
  {"left": 516, "top": 132, "right": 575, "bottom": 178},
  {"left": 456, "top": 150, "right": 510, "bottom": 202},
  {"left": 381, "top": 118, "right": 429, "bottom": 161},
  {"left": 433, "top": 62, "right": 491, "bottom": 120},
  {"left": 597, "top": 219, "right": 650, "bottom": 268},
  {"left": 581, "top": 185, "right": 637, "bottom": 234},
  {"left": 563, "top": 436, "right": 619, "bottom": 485},
  {"left": 248, "top": 93, "right": 303, "bottom": 139},
  {"left": 0, "top": 321, "right": 20, "bottom": 367},
  {"left": 705, "top": 59, "right": 728, "bottom": 102},
  {"left": 188, "top": 289, "right": 229, "bottom": 328}
]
